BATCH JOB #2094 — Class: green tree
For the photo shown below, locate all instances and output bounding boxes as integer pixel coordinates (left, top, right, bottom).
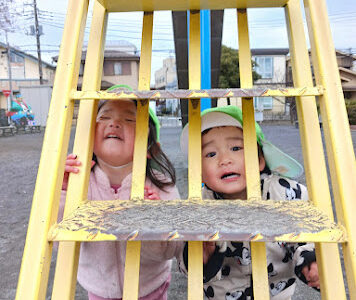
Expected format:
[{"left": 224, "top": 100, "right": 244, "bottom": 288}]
[{"left": 219, "top": 45, "right": 260, "bottom": 88}]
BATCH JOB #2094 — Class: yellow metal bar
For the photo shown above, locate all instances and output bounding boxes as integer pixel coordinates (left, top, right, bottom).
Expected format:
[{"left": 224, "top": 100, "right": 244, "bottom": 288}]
[
  {"left": 123, "top": 11, "right": 154, "bottom": 300},
  {"left": 304, "top": 0, "right": 356, "bottom": 297},
  {"left": 123, "top": 241, "right": 142, "bottom": 300},
  {"left": 104, "top": 0, "right": 290, "bottom": 13},
  {"left": 51, "top": 1, "right": 108, "bottom": 299},
  {"left": 188, "top": 241, "right": 204, "bottom": 300},
  {"left": 130, "top": 11, "right": 153, "bottom": 200},
  {"left": 237, "top": 9, "right": 269, "bottom": 300},
  {"left": 71, "top": 86, "right": 323, "bottom": 100},
  {"left": 187, "top": 10, "right": 203, "bottom": 300},
  {"left": 285, "top": 1, "right": 346, "bottom": 298},
  {"left": 188, "top": 10, "right": 202, "bottom": 200},
  {"left": 15, "top": 0, "right": 89, "bottom": 299}
]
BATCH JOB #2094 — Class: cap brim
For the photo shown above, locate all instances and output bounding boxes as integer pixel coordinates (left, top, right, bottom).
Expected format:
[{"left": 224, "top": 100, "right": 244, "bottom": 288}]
[{"left": 262, "top": 140, "right": 304, "bottom": 179}]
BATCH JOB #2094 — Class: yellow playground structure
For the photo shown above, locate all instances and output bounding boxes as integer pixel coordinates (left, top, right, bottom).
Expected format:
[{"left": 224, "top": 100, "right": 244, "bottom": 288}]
[{"left": 16, "top": 0, "right": 356, "bottom": 299}]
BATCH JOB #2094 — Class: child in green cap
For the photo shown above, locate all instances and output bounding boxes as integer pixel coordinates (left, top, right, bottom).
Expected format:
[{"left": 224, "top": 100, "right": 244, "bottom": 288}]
[{"left": 180, "top": 105, "right": 319, "bottom": 300}]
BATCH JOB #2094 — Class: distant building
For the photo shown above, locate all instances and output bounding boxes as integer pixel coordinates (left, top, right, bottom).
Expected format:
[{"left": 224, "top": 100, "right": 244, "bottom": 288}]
[
  {"left": 252, "top": 48, "right": 289, "bottom": 117},
  {"left": 154, "top": 57, "right": 179, "bottom": 116},
  {"left": 52, "top": 40, "right": 140, "bottom": 90},
  {"left": 53, "top": 40, "right": 140, "bottom": 123},
  {"left": 218, "top": 48, "right": 290, "bottom": 121},
  {"left": 154, "top": 57, "right": 177, "bottom": 90},
  {"left": 286, "top": 49, "right": 356, "bottom": 122},
  {"left": 0, "top": 42, "right": 55, "bottom": 110}
]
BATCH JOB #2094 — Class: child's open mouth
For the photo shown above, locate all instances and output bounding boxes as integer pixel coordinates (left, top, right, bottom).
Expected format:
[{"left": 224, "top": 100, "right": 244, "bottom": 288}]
[
  {"left": 221, "top": 172, "right": 240, "bottom": 180},
  {"left": 105, "top": 134, "right": 123, "bottom": 140}
]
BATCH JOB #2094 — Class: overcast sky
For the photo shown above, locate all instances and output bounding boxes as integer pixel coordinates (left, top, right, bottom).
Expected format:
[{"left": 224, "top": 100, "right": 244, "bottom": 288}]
[{"left": 2, "top": 0, "right": 356, "bottom": 85}]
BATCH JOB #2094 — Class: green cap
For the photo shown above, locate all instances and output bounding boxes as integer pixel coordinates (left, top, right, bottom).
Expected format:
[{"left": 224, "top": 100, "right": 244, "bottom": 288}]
[
  {"left": 180, "top": 105, "right": 304, "bottom": 179},
  {"left": 104, "top": 84, "right": 161, "bottom": 142}
]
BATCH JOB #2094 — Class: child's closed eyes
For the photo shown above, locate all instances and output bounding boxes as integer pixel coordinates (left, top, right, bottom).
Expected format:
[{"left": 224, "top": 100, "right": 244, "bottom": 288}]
[{"left": 97, "top": 113, "right": 136, "bottom": 123}]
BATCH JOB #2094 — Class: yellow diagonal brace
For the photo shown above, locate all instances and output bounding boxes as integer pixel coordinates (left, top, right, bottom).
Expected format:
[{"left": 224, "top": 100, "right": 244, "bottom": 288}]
[
  {"left": 285, "top": 1, "right": 346, "bottom": 298},
  {"left": 15, "top": 0, "right": 89, "bottom": 299},
  {"left": 304, "top": 0, "right": 356, "bottom": 297},
  {"left": 51, "top": 1, "right": 108, "bottom": 299},
  {"left": 188, "top": 10, "right": 202, "bottom": 201},
  {"left": 237, "top": 9, "right": 269, "bottom": 300},
  {"left": 187, "top": 9, "right": 203, "bottom": 300},
  {"left": 130, "top": 11, "right": 153, "bottom": 200},
  {"left": 123, "top": 11, "right": 154, "bottom": 300}
]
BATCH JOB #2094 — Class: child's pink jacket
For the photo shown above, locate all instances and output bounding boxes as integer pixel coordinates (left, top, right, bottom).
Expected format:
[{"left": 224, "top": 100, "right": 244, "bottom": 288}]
[{"left": 59, "top": 166, "right": 183, "bottom": 299}]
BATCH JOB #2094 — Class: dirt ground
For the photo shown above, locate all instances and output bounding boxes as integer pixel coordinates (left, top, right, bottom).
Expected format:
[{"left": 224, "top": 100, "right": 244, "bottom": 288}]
[{"left": 1, "top": 125, "right": 355, "bottom": 299}]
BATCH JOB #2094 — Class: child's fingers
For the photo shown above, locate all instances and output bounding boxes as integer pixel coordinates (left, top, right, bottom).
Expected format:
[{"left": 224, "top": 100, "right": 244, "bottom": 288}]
[
  {"left": 64, "top": 165, "right": 80, "bottom": 174},
  {"left": 302, "top": 262, "right": 319, "bottom": 288},
  {"left": 67, "top": 153, "right": 77, "bottom": 159},
  {"left": 65, "top": 159, "right": 81, "bottom": 167},
  {"left": 144, "top": 187, "right": 160, "bottom": 200}
]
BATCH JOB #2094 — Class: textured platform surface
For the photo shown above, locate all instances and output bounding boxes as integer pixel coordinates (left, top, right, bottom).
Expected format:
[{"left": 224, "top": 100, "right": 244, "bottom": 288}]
[{"left": 49, "top": 199, "right": 345, "bottom": 243}]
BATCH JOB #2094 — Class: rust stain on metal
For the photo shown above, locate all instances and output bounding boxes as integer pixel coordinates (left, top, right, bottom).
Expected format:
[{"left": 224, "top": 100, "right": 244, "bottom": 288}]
[
  {"left": 209, "top": 231, "right": 220, "bottom": 241},
  {"left": 191, "top": 99, "right": 200, "bottom": 109},
  {"left": 168, "top": 231, "right": 180, "bottom": 240},
  {"left": 251, "top": 233, "right": 264, "bottom": 241},
  {"left": 127, "top": 231, "right": 139, "bottom": 241},
  {"left": 139, "top": 99, "right": 148, "bottom": 106}
]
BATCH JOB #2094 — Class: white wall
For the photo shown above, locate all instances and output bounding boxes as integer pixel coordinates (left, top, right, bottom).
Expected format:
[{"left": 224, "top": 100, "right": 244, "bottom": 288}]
[{"left": 20, "top": 86, "right": 52, "bottom": 126}]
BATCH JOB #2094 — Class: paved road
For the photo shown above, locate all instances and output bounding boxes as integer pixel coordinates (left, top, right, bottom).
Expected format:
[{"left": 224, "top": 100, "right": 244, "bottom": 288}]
[{"left": 0, "top": 124, "right": 355, "bottom": 299}]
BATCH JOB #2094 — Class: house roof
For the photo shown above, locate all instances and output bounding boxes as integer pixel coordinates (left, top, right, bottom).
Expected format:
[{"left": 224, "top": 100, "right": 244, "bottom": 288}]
[
  {"left": 0, "top": 42, "right": 55, "bottom": 70},
  {"left": 335, "top": 50, "right": 356, "bottom": 60},
  {"left": 339, "top": 67, "right": 356, "bottom": 91},
  {"left": 52, "top": 50, "right": 140, "bottom": 63},
  {"left": 339, "top": 67, "right": 356, "bottom": 76},
  {"left": 251, "top": 48, "right": 290, "bottom": 56}
]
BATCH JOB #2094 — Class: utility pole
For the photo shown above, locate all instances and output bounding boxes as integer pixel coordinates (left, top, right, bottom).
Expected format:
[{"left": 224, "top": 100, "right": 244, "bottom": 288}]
[
  {"left": 5, "top": 31, "right": 13, "bottom": 123},
  {"left": 33, "top": 0, "right": 43, "bottom": 84}
]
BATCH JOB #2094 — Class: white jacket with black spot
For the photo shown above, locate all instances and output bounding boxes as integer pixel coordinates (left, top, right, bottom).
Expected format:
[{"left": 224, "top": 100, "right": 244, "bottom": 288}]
[{"left": 178, "top": 173, "right": 317, "bottom": 300}]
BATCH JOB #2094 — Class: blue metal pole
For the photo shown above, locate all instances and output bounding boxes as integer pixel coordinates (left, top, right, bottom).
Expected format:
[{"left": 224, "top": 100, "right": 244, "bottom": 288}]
[{"left": 200, "top": 10, "right": 211, "bottom": 111}]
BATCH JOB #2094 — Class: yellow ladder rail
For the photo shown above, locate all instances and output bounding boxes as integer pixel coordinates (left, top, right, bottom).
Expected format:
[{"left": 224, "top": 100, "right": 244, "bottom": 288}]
[
  {"left": 285, "top": 0, "right": 346, "bottom": 298},
  {"left": 237, "top": 9, "right": 269, "bottom": 299},
  {"left": 304, "top": 0, "right": 356, "bottom": 296},
  {"left": 15, "top": 0, "right": 89, "bottom": 298},
  {"left": 123, "top": 11, "right": 154, "bottom": 300},
  {"left": 51, "top": 1, "right": 108, "bottom": 299},
  {"left": 187, "top": 10, "right": 204, "bottom": 300}
]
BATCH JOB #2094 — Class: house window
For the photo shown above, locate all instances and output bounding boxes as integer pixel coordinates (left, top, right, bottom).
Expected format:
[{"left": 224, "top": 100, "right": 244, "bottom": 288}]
[
  {"left": 114, "top": 62, "right": 122, "bottom": 75},
  {"left": 254, "top": 97, "right": 273, "bottom": 110},
  {"left": 10, "top": 52, "right": 24, "bottom": 63},
  {"left": 255, "top": 57, "right": 273, "bottom": 79},
  {"left": 103, "top": 61, "right": 131, "bottom": 76}
]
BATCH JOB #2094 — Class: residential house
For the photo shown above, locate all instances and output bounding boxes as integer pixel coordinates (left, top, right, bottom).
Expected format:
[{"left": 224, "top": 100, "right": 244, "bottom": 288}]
[
  {"left": 52, "top": 40, "right": 140, "bottom": 90},
  {"left": 218, "top": 48, "right": 290, "bottom": 121},
  {"left": 0, "top": 42, "right": 55, "bottom": 110},
  {"left": 286, "top": 49, "right": 356, "bottom": 122},
  {"left": 52, "top": 40, "right": 140, "bottom": 122}
]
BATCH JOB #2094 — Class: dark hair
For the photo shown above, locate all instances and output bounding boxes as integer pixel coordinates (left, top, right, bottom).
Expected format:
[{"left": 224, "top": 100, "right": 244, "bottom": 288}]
[
  {"left": 93, "top": 101, "right": 176, "bottom": 191},
  {"left": 146, "top": 118, "right": 176, "bottom": 190}
]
